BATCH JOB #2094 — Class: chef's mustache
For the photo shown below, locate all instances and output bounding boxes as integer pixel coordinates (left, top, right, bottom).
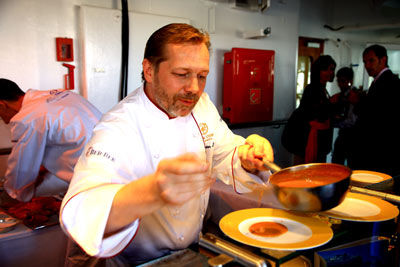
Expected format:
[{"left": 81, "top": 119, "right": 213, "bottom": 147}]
[{"left": 176, "top": 93, "right": 199, "bottom": 102}]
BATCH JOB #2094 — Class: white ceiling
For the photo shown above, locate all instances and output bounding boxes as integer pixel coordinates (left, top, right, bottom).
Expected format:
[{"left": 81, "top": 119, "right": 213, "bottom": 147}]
[{"left": 327, "top": 0, "right": 400, "bottom": 39}]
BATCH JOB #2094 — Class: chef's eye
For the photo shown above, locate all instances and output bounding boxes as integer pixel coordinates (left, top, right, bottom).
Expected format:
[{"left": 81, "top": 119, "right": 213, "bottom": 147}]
[
  {"left": 174, "top": 73, "right": 189, "bottom": 78},
  {"left": 198, "top": 74, "right": 207, "bottom": 81}
]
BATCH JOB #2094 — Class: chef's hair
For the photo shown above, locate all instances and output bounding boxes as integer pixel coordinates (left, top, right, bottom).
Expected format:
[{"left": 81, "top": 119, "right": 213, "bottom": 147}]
[
  {"left": 363, "top": 44, "right": 388, "bottom": 67},
  {"left": 0, "top": 78, "right": 25, "bottom": 101},
  {"left": 141, "top": 23, "right": 210, "bottom": 82},
  {"left": 310, "top": 55, "right": 336, "bottom": 85}
]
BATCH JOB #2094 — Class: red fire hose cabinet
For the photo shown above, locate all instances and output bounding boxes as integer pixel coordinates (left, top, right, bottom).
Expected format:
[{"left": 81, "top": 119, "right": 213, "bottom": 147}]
[{"left": 222, "top": 48, "right": 275, "bottom": 124}]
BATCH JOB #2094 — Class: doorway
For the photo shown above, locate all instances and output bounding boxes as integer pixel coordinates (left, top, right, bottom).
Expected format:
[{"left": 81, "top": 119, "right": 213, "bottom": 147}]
[{"left": 297, "top": 37, "right": 325, "bottom": 107}]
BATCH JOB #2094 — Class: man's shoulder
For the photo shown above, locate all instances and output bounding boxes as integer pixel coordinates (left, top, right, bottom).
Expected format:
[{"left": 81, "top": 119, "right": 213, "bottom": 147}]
[
  {"left": 376, "top": 69, "right": 400, "bottom": 90},
  {"left": 379, "top": 69, "right": 399, "bottom": 82},
  {"left": 99, "top": 88, "right": 145, "bottom": 125},
  {"left": 193, "top": 92, "right": 216, "bottom": 113},
  {"left": 111, "top": 87, "right": 144, "bottom": 113}
]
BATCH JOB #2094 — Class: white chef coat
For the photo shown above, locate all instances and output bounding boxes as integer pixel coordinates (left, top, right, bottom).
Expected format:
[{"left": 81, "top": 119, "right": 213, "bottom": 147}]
[
  {"left": 60, "top": 86, "right": 268, "bottom": 264},
  {"left": 4, "top": 89, "right": 102, "bottom": 202}
]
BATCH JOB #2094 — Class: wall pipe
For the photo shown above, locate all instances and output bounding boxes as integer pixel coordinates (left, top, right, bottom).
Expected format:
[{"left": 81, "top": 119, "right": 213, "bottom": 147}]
[{"left": 120, "top": 0, "right": 129, "bottom": 100}]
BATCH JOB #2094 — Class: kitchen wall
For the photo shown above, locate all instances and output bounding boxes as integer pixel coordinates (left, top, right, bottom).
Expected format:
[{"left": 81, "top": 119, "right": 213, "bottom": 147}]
[
  {"left": 0, "top": 0, "right": 397, "bottom": 170},
  {"left": 0, "top": 0, "right": 301, "bottom": 168}
]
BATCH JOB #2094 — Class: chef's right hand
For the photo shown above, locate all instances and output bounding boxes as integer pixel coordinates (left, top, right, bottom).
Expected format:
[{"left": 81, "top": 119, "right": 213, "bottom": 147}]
[{"left": 155, "top": 153, "right": 213, "bottom": 205}]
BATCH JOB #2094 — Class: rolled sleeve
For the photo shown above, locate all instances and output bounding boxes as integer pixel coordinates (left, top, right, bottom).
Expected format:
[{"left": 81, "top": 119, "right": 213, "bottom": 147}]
[{"left": 61, "top": 184, "right": 139, "bottom": 257}]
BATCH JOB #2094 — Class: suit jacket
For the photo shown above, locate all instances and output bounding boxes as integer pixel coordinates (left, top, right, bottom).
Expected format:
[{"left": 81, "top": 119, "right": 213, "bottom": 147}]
[{"left": 353, "top": 69, "right": 400, "bottom": 176}]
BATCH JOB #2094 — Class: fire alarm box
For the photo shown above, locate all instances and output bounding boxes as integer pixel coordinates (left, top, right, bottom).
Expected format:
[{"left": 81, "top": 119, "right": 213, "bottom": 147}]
[
  {"left": 222, "top": 48, "right": 275, "bottom": 124},
  {"left": 56, "top": 37, "right": 74, "bottom": 62}
]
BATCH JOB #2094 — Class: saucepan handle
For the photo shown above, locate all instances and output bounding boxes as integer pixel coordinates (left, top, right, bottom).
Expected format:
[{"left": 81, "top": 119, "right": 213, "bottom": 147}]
[{"left": 262, "top": 160, "right": 282, "bottom": 173}]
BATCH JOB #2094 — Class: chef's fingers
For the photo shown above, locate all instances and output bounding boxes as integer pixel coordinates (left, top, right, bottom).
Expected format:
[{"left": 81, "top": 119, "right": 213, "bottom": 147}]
[
  {"left": 245, "top": 134, "right": 274, "bottom": 163},
  {"left": 168, "top": 175, "right": 215, "bottom": 192},
  {"left": 158, "top": 173, "right": 215, "bottom": 205},
  {"left": 261, "top": 139, "right": 274, "bottom": 162},
  {"left": 238, "top": 144, "right": 251, "bottom": 162},
  {"left": 166, "top": 172, "right": 215, "bottom": 185},
  {"left": 238, "top": 145, "right": 257, "bottom": 172},
  {"left": 158, "top": 153, "right": 208, "bottom": 175}
]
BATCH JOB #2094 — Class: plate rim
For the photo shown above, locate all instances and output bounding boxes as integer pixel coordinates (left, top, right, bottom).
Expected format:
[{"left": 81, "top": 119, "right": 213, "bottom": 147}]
[
  {"left": 320, "top": 192, "right": 399, "bottom": 222},
  {"left": 219, "top": 208, "right": 333, "bottom": 250}
]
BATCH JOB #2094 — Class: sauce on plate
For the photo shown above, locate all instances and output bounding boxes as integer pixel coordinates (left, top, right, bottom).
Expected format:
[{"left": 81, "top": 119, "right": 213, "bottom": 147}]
[{"left": 249, "top": 221, "right": 288, "bottom": 237}]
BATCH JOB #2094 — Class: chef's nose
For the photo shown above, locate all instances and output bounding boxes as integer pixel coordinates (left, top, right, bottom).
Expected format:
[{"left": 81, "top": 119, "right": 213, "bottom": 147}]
[{"left": 185, "top": 76, "right": 200, "bottom": 94}]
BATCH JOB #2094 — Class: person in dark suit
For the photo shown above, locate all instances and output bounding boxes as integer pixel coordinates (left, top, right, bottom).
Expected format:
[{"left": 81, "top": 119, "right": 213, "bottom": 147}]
[{"left": 351, "top": 44, "right": 400, "bottom": 176}]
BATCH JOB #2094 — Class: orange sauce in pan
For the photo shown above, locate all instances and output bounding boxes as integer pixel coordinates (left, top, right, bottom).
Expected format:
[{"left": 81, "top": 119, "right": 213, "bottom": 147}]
[
  {"left": 270, "top": 165, "right": 350, "bottom": 188},
  {"left": 276, "top": 179, "right": 326, "bottom": 187},
  {"left": 249, "top": 221, "right": 288, "bottom": 237}
]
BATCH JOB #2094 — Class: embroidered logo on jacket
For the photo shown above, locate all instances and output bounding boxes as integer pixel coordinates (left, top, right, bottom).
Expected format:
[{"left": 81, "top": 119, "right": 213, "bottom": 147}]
[
  {"left": 199, "top": 122, "right": 214, "bottom": 148},
  {"left": 199, "top": 123, "right": 208, "bottom": 135},
  {"left": 86, "top": 146, "right": 115, "bottom": 162}
]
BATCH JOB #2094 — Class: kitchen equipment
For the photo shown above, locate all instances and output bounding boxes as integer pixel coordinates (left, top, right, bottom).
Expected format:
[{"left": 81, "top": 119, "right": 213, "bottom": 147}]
[
  {"left": 315, "top": 236, "right": 391, "bottom": 267},
  {"left": 349, "top": 186, "right": 400, "bottom": 205},
  {"left": 264, "top": 162, "right": 351, "bottom": 212},
  {"left": 138, "top": 248, "right": 209, "bottom": 267},
  {"left": 219, "top": 208, "right": 333, "bottom": 250},
  {"left": 200, "top": 233, "right": 269, "bottom": 267}
]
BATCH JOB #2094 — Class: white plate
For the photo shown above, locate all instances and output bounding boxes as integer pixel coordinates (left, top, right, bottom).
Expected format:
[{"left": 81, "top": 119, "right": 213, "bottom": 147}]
[
  {"left": 220, "top": 208, "right": 333, "bottom": 250},
  {"left": 320, "top": 192, "right": 399, "bottom": 222},
  {"left": 351, "top": 170, "right": 391, "bottom": 185}
]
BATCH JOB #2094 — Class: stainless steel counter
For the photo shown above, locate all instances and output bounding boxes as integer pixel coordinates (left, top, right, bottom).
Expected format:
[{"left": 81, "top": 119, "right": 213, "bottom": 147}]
[{"left": 0, "top": 210, "right": 68, "bottom": 267}]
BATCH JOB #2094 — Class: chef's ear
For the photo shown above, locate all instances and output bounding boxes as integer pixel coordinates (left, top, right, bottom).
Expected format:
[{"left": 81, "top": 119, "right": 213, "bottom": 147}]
[{"left": 142, "top": 59, "right": 154, "bottom": 84}]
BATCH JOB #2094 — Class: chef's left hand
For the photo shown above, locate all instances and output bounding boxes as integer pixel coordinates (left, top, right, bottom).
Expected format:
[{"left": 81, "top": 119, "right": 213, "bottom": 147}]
[{"left": 238, "top": 134, "right": 274, "bottom": 173}]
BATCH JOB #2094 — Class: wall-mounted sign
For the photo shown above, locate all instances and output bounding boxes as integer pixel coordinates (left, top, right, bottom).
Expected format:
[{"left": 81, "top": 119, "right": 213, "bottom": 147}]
[{"left": 56, "top": 37, "right": 74, "bottom": 62}]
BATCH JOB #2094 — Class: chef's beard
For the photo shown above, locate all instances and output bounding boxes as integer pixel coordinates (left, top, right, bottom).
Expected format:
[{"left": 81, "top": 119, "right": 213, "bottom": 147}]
[{"left": 153, "top": 80, "right": 200, "bottom": 117}]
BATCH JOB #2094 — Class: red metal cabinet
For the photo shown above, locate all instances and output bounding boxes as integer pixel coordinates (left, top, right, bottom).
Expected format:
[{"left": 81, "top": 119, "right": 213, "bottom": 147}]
[{"left": 222, "top": 48, "right": 275, "bottom": 124}]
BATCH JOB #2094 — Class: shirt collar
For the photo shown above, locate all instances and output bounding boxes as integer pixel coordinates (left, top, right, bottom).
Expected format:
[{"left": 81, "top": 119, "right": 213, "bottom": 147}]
[
  {"left": 374, "top": 67, "right": 389, "bottom": 83},
  {"left": 143, "top": 86, "right": 177, "bottom": 120}
]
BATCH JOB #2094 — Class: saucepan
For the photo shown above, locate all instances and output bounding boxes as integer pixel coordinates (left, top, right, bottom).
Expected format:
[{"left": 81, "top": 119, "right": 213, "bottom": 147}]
[{"left": 263, "top": 161, "right": 351, "bottom": 212}]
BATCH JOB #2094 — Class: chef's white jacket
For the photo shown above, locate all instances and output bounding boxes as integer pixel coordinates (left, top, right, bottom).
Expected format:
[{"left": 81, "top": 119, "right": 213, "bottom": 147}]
[
  {"left": 4, "top": 89, "right": 101, "bottom": 202},
  {"left": 60, "top": 86, "right": 269, "bottom": 264}
]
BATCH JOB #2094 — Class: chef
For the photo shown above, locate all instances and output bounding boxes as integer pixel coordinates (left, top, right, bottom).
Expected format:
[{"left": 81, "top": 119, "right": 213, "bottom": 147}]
[
  {"left": 0, "top": 78, "right": 102, "bottom": 202},
  {"left": 60, "top": 23, "right": 274, "bottom": 265}
]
